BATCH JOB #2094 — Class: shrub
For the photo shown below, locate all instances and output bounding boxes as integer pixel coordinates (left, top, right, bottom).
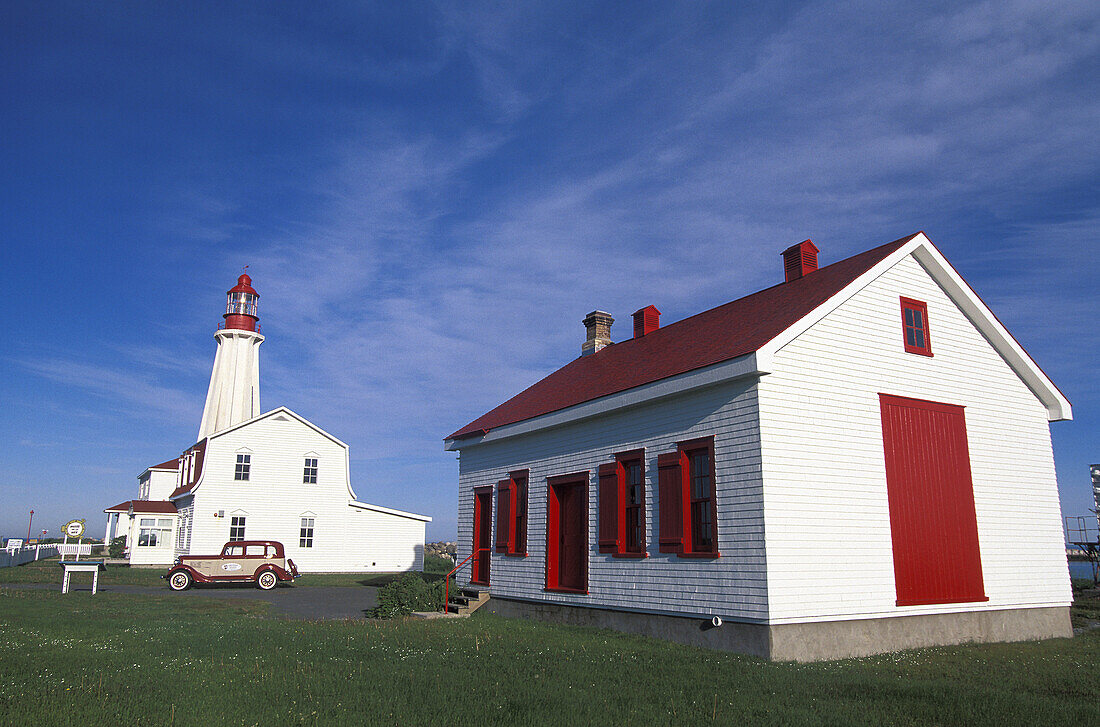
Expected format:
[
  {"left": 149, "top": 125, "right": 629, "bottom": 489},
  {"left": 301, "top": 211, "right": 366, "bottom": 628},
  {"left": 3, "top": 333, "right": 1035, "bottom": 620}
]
[
  {"left": 369, "top": 572, "right": 445, "bottom": 618},
  {"left": 108, "top": 536, "right": 126, "bottom": 559}
]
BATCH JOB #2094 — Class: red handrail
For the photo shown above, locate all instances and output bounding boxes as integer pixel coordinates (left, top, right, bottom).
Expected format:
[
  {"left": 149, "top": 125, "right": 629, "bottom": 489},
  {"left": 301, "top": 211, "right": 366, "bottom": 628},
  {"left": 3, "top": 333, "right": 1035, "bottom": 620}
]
[{"left": 443, "top": 548, "right": 488, "bottom": 613}]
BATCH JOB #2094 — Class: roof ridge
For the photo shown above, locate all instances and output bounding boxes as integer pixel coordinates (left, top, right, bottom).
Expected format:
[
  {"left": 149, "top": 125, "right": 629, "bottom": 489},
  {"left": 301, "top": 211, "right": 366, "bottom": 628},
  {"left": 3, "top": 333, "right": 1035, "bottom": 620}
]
[{"left": 603, "top": 233, "right": 920, "bottom": 354}]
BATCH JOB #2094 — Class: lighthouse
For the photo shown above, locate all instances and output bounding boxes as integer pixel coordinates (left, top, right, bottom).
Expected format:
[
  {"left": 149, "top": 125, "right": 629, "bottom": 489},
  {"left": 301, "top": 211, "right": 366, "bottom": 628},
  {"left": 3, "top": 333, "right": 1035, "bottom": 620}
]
[{"left": 196, "top": 273, "right": 264, "bottom": 440}]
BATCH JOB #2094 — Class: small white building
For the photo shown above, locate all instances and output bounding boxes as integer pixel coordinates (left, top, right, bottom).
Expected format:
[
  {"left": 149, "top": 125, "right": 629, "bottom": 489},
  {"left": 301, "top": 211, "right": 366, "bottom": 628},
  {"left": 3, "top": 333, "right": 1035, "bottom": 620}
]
[
  {"left": 446, "top": 232, "right": 1073, "bottom": 661},
  {"left": 104, "top": 499, "right": 179, "bottom": 566},
  {"left": 106, "top": 273, "right": 431, "bottom": 571}
]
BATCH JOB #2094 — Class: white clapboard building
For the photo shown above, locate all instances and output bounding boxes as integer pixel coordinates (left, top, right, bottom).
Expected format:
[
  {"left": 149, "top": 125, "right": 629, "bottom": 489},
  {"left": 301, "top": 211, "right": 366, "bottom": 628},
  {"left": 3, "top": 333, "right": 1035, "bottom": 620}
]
[
  {"left": 445, "top": 232, "right": 1072, "bottom": 661},
  {"left": 106, "top": 273, "right": 430, "bottom": 572}
]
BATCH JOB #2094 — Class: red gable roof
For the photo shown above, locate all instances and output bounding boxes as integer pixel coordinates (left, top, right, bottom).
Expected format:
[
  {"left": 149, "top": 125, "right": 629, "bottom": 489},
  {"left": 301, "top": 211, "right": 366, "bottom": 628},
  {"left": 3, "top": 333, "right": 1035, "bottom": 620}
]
[
  {"left": 148, "top": 458, "right": 179, "bottom": 471},
  {"left": 130, "top": 501, "right": 177, "bottom": 514},
  {"left": 104, "top": 500, "right": 178, "bottom": 514},
  {"left": 448, "top": 234, "right": 917, "bottom": 440}
]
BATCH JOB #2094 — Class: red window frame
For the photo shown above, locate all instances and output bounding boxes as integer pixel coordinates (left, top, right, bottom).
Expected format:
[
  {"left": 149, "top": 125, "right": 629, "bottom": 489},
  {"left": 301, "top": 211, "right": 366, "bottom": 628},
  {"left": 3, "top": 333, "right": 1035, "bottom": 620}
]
[
  {"left": 620, "top": 453, "right": 646, "bottom": 556},
  {"left": 657, "top": 437, "right": 720, "bottom": 558},
  {"left": 900, "top": 297, "right": 932, "bottom": 356},
  {"left": 495, "top": 470, "right": 529, "bottom": 556},
  {"left": 511, "top": 470, "right": 528, "bottom": 556},
  {"left": 681, "top": 438, "right": 718, "bottom": 557},
  {"left": 598, "top": 449, "right": 647, "bottom": 557}
]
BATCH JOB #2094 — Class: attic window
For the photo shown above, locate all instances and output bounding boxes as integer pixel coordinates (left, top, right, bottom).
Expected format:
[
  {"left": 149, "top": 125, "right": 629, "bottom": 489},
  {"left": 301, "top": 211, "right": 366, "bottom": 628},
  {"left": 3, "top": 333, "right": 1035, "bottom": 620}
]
[{"left": 900, "top": 297, "right": 932, "bottom": 357}]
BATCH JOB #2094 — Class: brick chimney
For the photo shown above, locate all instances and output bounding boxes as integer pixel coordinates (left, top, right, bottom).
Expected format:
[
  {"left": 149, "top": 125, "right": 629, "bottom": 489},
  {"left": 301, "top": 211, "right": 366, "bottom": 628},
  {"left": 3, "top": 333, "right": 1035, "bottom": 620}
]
[
  {"left": 581, "top": 310, "right": 614, "bottom": 356},
  {"left": 782, "top": 240, "right": 819, "bottom": 282},
  {"left": 632, "top": 305, "right": 660, "bottom": 338}
]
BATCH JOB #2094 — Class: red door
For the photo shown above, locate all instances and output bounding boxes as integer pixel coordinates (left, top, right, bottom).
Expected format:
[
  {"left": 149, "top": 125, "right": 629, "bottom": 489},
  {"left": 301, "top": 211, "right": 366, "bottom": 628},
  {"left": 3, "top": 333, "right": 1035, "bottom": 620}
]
[
  {"left": 547, "top": 478, "right": 587, "bottom": 592},
  {"left": 472, "top": 488, "right": 492, "bottom": 586},
  {"left": 880, "top": 394, "right": 987, "bottom": 606}
]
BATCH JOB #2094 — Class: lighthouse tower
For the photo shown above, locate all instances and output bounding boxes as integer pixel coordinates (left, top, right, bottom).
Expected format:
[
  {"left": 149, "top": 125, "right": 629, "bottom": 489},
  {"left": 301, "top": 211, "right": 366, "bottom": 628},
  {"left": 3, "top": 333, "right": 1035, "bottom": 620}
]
[{"left": 197, "top": 274, "right": 264, "bottom": 440}]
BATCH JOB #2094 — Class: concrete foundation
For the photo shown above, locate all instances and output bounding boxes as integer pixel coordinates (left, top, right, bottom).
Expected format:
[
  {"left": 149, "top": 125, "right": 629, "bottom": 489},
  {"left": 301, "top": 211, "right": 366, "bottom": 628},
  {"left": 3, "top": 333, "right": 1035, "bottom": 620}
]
[{"left": 483, "top": 598, "right": 1073, "bottom": 662}]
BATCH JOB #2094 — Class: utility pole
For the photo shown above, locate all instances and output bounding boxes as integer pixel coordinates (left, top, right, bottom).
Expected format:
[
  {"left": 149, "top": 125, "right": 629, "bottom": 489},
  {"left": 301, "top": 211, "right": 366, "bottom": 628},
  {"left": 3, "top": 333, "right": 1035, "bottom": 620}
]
[{"left": 27, "top": 510, "right": 33, "bottom": 541}]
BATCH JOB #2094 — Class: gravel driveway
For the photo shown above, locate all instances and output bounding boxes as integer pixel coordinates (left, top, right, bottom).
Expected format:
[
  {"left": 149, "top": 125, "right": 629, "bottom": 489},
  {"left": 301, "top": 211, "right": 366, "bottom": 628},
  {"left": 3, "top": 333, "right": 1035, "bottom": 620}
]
[{"left": 4, "top": 583, "right": 380, "bottom": 620}]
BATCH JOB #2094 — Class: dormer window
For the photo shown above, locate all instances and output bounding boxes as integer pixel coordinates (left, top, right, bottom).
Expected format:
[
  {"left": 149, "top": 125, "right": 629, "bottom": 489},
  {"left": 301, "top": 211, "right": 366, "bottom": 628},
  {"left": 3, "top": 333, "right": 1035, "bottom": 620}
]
[
  {"left": 900, "top": 297, "right": 932, "bottom": 356},
  {"left": 234, "top": 454, "right": 251, "bottom": 481}
]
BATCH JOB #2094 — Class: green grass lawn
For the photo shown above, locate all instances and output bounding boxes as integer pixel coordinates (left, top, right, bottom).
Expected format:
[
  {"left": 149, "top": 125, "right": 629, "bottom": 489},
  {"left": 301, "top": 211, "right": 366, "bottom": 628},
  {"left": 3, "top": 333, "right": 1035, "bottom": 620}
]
[{"left": 0, "top": 579, "right": 1097, "bottom": 726}]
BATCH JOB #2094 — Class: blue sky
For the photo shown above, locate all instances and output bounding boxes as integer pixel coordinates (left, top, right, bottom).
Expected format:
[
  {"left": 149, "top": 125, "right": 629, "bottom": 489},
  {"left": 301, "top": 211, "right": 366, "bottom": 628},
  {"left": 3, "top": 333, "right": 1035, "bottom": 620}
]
[{"left": 1, "top": 1, "right": 1097, "bottom": 542}]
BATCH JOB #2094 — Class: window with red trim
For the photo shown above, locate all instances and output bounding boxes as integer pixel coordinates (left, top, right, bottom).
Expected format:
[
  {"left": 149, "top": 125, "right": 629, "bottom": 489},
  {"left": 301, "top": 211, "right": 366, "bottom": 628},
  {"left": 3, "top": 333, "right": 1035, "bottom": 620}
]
[
  {"left": 495, "top": 481, "right": 510, "bottom": 553},
  {"left": 495, "top": 470, "right": 528, "bottom": 555},
  {"left": 900, "top": 297, "right": 932, "bottom": 356},
  {"left": 512, "top": 472, "right": 528, "bottom": 555},
  {"left": 598, "top": 451, "right": 646, "bottom": 556},
  {"left": 657, "top": 437, "right": 719, "bottom": 557},
  {"left": 623, "top": 458, "right": 645, "bottom": 554},
  {"left": 687, "top": 447, "right": 715, "bottom": 553}
]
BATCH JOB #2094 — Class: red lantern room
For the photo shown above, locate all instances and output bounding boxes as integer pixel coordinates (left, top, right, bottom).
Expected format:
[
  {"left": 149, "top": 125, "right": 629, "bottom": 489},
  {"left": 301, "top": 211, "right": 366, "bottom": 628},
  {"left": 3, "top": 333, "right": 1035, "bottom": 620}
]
[{"left": 223, "top": 274, "right": 259, "bottom": 332}]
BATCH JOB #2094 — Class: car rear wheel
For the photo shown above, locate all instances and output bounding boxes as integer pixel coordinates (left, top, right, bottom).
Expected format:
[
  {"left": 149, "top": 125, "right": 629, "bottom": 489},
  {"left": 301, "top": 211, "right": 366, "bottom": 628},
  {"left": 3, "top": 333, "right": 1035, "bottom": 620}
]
[
  {"left": 257, "top": 571, "right": 278, "bottom": 590},
  {"left": 168, "top": 570, "right": 192, "bottom": 591}
]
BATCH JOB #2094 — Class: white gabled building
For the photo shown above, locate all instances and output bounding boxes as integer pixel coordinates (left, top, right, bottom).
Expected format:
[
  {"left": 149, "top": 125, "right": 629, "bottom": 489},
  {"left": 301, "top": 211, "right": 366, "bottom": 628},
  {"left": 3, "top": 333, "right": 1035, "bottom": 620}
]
[
  {"left": 445, "top": 232, "right": 1073, "bottom": 661},
  {"left": 105, "top": 273, "right": 430, "bottom": 572}
]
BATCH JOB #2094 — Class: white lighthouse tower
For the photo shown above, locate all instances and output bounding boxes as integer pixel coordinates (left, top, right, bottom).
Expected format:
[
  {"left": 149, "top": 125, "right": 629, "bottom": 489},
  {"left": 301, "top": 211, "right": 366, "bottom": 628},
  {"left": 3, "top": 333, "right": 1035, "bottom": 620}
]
[{"left": 197, "top": 273, "right": 264, "bottom": 440}]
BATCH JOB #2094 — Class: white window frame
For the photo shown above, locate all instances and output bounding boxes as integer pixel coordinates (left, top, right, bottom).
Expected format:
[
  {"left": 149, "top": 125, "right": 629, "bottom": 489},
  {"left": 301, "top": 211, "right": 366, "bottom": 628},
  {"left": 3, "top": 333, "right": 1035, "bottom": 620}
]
[
  {"left": 303, "top": 456, "right": 318, "bottom": 484},
  {"left": 137, "top": 517, "right": 172, "bottom": 547},
  {"left": 229, "top": 515, "right": 246, "bottom": 541},
  {"left": 234, "top": 453, "right": 251, "bottom": 481},
  {"left": 299, "top": 516, "right": 315, "bottom": 548}
]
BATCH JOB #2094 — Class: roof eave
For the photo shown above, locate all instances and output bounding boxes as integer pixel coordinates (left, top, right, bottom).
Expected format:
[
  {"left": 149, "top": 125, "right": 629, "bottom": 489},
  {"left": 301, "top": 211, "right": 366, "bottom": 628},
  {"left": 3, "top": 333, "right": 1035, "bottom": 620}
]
[
  {"left": 447, "top": 351, "right": 766, "bottom": 450},
  {"left": 908, "top": 237, "right": 1071, "bottom": 421}
]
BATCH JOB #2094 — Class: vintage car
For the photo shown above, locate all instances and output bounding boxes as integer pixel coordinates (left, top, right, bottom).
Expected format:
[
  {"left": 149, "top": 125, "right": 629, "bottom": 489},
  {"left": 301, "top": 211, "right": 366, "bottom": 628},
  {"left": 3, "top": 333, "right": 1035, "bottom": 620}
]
[{"left": 164, "top": 540, "right": 298, "bottom": 591}]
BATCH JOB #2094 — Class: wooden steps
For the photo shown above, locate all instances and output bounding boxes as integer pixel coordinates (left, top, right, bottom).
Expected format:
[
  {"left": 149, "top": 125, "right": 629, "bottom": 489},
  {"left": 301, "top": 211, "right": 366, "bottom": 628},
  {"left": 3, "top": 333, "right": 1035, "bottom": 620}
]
[{"left": 446, "top": 586, "right": 490, "bottom": 616}]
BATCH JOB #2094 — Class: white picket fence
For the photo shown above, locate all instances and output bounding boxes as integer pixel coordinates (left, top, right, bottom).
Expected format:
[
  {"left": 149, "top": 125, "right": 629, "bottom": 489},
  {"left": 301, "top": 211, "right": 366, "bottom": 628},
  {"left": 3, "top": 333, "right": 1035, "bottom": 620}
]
[{"left": 0, "top": 545, "right": 60, "bottom": 568}]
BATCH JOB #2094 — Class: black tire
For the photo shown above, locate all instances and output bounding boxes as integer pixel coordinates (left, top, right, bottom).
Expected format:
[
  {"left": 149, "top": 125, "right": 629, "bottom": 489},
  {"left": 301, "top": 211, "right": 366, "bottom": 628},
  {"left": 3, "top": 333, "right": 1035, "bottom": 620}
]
[
  {"left": 168, "top": 570, "right": 192, "bottom": 591},
  {"left": 257, "top": 570, "right": 278, "bottom": 590}
]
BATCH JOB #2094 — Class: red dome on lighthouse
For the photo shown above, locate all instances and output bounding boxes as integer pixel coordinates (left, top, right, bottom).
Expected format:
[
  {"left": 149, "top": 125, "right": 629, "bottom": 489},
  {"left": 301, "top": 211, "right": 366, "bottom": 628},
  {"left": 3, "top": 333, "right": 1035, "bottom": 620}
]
[{"left": 223, "top": 273, "right": 260, "bottom": 331}]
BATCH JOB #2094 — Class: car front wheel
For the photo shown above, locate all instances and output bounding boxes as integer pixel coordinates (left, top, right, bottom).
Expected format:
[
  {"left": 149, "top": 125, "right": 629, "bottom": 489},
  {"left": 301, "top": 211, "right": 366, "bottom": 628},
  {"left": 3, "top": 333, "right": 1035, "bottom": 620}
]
[
  {"left": 257, "top": 571, "right": 278, "bottom": 590},
  {"left": 168, "top": 570, "right": 192, "bottom": 591}
]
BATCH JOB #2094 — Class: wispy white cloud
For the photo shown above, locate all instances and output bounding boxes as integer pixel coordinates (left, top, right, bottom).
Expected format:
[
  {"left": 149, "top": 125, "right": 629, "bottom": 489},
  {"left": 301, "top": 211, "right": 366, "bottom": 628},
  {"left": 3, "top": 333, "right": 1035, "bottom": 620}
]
[
  {"left": 11, "top": 1, "right": 1096, "bottom": 536},
  {"left": 17, "top": 358, "right": 199, "bottom": 423}
]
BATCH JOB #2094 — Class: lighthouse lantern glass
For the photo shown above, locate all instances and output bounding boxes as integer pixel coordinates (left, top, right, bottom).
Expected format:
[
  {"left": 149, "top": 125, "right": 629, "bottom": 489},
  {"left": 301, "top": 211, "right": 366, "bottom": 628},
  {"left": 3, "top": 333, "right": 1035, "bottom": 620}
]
[{"left": 226, "top": 292, "right": 257, "bottom": 317}]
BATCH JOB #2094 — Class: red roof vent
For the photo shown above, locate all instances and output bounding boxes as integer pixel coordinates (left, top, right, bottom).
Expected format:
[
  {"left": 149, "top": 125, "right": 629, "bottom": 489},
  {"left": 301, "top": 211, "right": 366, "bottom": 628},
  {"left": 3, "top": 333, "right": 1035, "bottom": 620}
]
[
  {"left": 632, "top": 305, "right": 661, "bottom": 338},
  {"left": 782, "top": 240, "right": 819, "bottom": 282}
]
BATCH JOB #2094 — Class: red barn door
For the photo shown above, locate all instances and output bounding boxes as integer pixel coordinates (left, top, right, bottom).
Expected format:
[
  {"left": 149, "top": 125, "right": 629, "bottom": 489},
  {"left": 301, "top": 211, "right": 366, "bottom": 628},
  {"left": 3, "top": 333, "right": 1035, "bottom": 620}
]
[{"left": 880, "top": 394, "right": 987, "bottom": 606}]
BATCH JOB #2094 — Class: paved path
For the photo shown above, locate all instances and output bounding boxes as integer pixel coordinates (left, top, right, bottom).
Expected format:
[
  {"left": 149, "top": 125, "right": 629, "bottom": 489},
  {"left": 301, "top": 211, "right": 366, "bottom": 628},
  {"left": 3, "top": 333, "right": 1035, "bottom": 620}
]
[{"left": 3, "top": 583, "right": 379, "bottom": 620}]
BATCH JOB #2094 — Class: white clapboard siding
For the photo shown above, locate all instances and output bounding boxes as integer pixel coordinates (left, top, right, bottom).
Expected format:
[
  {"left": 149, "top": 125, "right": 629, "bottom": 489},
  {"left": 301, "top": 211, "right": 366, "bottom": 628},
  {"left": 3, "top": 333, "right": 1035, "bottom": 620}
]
[
  {"left": 185, "top": 412, "right": 426, "bottom": 572},
  {"left": 457, "top": 377, "right": 768, "bottom": 621},
  {"left": 146, "top": 469, "right": 178, "bottom": 501},
  {"left": 758, "top": 252, "right": 1071, "bottom": 622}
]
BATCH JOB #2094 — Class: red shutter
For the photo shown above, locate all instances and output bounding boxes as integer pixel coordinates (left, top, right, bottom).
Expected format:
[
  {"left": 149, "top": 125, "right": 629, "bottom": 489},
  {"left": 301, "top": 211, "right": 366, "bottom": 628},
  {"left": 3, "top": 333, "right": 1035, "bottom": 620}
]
[
  {"left": 880, "top": 394, "right": 987, "bottom": 606},
  {"left": 495, "top": 481, "right": 510, "bottom": 553},
  {"left": 597, "top": 463, "right": 618, "bottom": 553},
  {"left": 657, "top": 452, "right": 683, "bottom": 553}
]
